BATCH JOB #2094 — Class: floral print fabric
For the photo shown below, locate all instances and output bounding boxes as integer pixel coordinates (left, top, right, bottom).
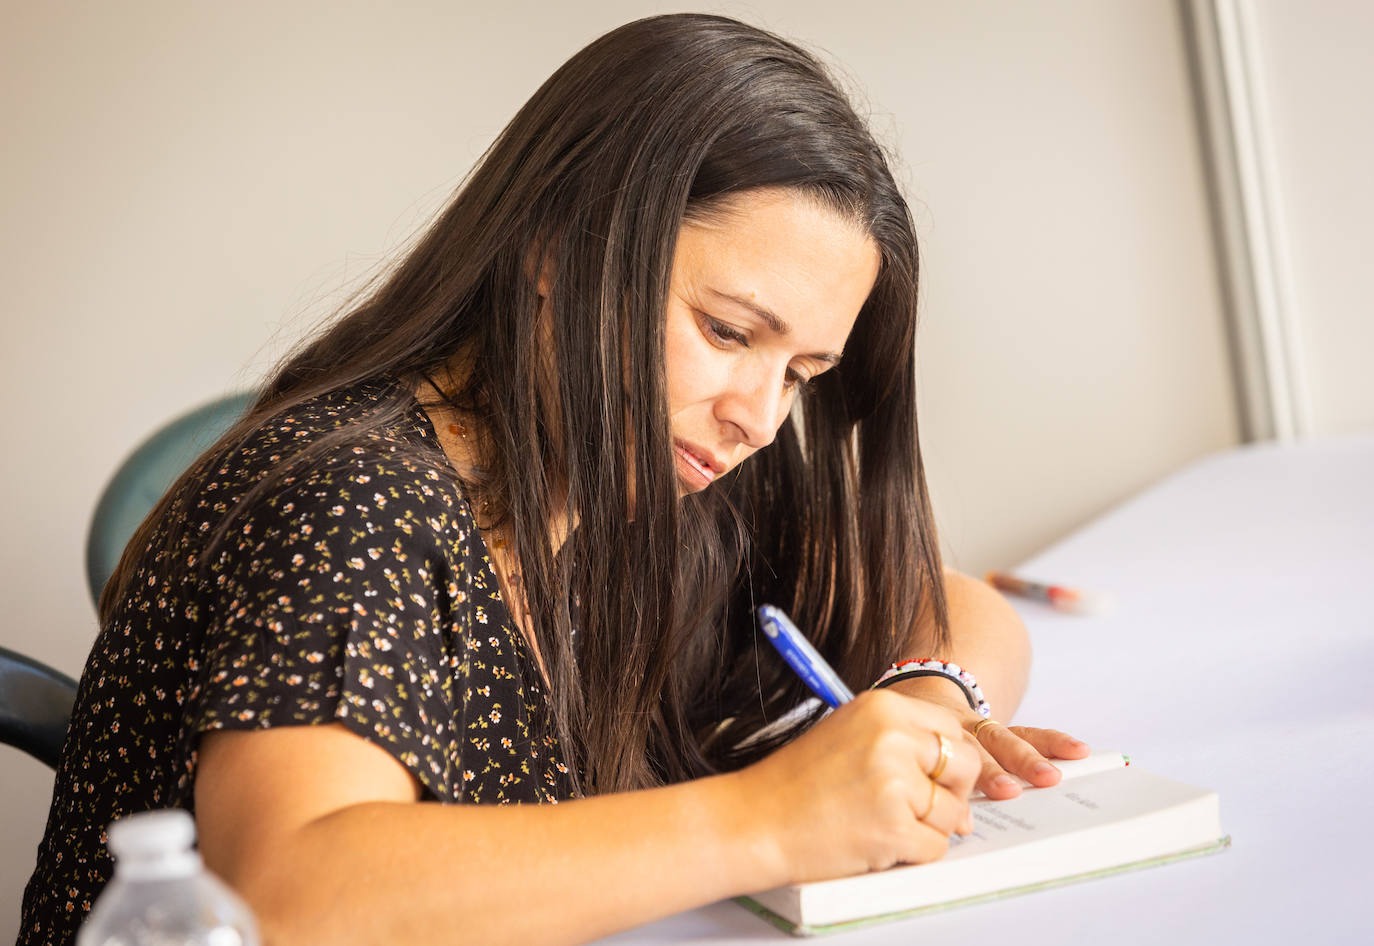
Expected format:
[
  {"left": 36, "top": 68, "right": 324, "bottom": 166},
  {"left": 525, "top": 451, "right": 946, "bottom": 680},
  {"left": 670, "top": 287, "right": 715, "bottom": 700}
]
[{"left": 19, "top": 379, "right": 575, "bottom": 944}]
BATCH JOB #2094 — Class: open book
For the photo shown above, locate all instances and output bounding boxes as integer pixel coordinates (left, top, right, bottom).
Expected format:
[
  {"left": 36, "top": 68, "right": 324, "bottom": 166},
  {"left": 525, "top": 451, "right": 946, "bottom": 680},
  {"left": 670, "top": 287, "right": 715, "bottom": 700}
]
[{"left": 737, "top": 752, "right": 1228, "bottom": 936}]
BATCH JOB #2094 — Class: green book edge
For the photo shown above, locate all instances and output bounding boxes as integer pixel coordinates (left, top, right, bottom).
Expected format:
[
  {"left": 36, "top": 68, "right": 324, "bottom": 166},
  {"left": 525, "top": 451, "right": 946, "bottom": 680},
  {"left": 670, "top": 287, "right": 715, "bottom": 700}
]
[{"left": 735, "top": 834, "right": 1232, "bottom": 937}]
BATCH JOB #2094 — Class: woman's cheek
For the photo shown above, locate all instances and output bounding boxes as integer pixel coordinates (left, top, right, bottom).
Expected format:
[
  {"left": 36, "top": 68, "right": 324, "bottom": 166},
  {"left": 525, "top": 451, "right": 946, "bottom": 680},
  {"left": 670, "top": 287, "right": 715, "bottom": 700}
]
[{"left": 664, "top": 321, "right": 725, "bottom": 408}]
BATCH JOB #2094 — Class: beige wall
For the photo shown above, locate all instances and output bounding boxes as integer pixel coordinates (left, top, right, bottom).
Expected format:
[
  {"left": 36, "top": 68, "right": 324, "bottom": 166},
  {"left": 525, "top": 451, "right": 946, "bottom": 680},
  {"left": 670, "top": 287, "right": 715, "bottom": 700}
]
[
  {"left": 0, "top": 2, "right": 1236, "bottom": 933},
  {"left": 1248, "top": 0, "right": 1374, "bottom": 437}
]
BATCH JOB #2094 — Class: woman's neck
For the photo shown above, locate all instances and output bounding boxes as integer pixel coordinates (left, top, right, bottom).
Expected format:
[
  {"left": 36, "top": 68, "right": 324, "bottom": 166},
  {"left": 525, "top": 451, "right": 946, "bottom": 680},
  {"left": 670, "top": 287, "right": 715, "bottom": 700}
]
[
  {"left": 414, "top": 376, "right": 573, "bottom": 687},
  {"left": 415, "top": 374, "right": 573, "bottom": 551}
]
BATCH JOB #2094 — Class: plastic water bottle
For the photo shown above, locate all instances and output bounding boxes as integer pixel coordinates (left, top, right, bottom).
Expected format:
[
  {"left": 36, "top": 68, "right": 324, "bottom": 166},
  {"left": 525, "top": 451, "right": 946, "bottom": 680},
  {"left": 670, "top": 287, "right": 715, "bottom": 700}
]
[{"left": 78, "top": 809, "right": 261, "bottom": 946}]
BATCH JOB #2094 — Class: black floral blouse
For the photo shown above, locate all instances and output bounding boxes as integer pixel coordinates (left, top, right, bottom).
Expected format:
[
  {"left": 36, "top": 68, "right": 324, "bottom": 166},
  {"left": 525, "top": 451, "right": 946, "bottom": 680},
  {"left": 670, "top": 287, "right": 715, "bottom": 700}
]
[{"left": 20, "top": 379, "right": 576, "bottom": 944}]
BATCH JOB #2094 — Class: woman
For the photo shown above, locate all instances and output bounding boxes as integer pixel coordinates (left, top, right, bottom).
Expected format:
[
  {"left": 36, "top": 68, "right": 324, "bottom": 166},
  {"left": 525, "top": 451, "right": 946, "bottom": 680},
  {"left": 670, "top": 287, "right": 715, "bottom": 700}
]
[{"left": 22, "top": 14, "right": 1085, "bottom": 945}]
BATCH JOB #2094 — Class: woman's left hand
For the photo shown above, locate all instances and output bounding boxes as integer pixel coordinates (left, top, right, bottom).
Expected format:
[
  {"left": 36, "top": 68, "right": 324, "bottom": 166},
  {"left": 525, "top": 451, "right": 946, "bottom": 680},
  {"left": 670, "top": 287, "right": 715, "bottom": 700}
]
[
  {"left": 961, "top": 717, "right": 1089, "bottom": 799},
  {"left": 881, "top": 677, "right": 1090, "bottom": 800}
]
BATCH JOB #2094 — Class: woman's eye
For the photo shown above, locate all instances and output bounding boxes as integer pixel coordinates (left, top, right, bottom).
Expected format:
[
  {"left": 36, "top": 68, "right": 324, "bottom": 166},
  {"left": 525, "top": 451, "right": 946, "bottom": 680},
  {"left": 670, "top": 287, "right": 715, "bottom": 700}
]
[
  {"left": 702, "top": 316, "right": 748, "bottom": 348},
  {"left": 784, "top": 368, "right": 816, "bottom": 393},
  {"left": 698, "top": 312, "right": 816, "bottom": 393}
]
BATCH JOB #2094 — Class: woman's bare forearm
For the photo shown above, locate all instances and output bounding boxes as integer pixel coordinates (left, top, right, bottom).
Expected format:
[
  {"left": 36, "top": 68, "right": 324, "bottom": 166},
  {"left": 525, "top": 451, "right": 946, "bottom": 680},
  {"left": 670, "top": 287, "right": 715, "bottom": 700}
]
[
  {"left": 893, "top": 569, "right": 1032, "bottom": 719},
  {"left": 199, "top": 668, "right": 989, "bottom": 942},
  {"left": 230, "top": 773, "right": 777, "bottom": 946}
]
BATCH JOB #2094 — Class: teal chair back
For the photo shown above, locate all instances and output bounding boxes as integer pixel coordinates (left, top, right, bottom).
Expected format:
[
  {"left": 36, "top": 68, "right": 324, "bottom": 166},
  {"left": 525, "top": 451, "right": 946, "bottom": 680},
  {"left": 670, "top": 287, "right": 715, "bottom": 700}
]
[{"left": 85, "top": 392, "right": 255, "bottom": 606}]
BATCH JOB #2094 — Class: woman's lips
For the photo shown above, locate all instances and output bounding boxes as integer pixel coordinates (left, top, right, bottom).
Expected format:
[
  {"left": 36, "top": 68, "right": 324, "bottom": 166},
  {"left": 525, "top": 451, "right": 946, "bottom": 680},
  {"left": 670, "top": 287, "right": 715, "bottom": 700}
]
[{"left": 674, "top": 440, "right": 719, "bottom": 491}]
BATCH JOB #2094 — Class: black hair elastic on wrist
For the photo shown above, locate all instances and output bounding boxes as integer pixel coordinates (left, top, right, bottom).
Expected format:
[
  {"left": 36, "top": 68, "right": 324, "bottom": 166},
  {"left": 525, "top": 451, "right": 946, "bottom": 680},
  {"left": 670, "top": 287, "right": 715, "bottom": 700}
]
[{"left": 870, "top": 663, "right": 991, "bottom": 718}]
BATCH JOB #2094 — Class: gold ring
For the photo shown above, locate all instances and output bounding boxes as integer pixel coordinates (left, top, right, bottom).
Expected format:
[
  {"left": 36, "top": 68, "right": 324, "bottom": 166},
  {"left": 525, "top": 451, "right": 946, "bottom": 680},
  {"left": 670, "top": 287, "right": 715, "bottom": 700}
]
[
  {"left": 971, "top": 718, "right": 1001, "bottom": 741},
  {"left": 928, "top": 732, "right": 952, "bottom": 781},
  {"left": 918, "top": 777, "right": 938, "bottom": 821}
]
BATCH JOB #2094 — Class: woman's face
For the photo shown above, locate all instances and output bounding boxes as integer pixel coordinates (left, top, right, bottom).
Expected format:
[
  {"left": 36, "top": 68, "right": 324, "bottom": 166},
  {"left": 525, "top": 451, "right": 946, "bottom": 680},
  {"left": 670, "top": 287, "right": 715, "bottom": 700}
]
[{"left": 664, "top": 189, "right": 881, "bottom": 492}]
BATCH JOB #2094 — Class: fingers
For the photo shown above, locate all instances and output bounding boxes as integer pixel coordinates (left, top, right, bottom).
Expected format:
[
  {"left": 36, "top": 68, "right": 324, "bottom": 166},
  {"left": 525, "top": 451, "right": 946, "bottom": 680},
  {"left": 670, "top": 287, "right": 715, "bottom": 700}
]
[
  {"left": 884, "top": 695, "right": 979, "bottom": 796},
  {"left": 912, "top": 726, "right": 977, "bottom": 838},
  {"left": 971, "top": 737, "right": 1024, "bottom": 800},
  {"left": 856, "top": 692, "right": 978, "bottom": 837},
  {"left": 912, "top": 777, "right": 972, "bottom": 839},
  {"left": 920, "top": 728, "right": 979, "bottom": 801},
  {"left": 887, "top": 813, "right": 957, "bottom": 869},
  {"left": 970, "top": 722, "right": 1092, "bottom": 797},
  {"left": 845, "top": 690, "right": 980, "bottom": 793},
  {"left": 1009, "top": 725, "right": 1091, "bottom": 761},
  {"left": 878, "top": 774, "right": 968, "bottom": 869}
]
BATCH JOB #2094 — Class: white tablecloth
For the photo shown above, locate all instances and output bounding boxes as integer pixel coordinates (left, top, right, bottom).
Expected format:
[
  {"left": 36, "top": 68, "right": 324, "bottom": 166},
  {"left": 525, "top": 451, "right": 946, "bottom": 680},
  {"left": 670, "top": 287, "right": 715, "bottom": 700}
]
[{"left": 596, "top": 436, "right": 1374, "bottom": 944}]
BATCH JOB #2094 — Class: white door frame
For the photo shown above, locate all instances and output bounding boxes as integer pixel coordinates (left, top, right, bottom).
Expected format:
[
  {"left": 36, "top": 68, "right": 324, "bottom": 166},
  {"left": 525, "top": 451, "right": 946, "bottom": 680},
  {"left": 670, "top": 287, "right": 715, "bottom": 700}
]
[{"left": 1182, "top": 0, "right": 1312, "bottom": 441}]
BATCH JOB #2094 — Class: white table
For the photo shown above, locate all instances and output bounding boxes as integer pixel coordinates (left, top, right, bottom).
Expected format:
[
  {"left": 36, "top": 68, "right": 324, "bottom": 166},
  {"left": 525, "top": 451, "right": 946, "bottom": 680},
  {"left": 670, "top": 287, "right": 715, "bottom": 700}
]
[{"left": 596, "top": 435, "right": 1374, "bottom": 944}]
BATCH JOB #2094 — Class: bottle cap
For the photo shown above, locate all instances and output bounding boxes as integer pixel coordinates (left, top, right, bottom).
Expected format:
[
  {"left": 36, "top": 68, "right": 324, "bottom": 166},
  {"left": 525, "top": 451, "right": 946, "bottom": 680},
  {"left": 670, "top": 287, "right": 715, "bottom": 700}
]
[{"left": 107, "top": 810, "right": 200, "bottom": 878}]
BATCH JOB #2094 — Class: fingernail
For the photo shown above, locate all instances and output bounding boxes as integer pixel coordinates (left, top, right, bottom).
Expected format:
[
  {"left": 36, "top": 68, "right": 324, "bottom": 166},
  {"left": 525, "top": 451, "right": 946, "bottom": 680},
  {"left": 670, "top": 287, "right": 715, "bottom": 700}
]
[
  {"left": 992, "top": 774, "right": 1018, "bottom": 791},
  {"left": 1032, "top": 762, "right": 1057, "bottom": 779},
  {"left": 1068, "top": 739, "right": 1087, "bottom": 749}
]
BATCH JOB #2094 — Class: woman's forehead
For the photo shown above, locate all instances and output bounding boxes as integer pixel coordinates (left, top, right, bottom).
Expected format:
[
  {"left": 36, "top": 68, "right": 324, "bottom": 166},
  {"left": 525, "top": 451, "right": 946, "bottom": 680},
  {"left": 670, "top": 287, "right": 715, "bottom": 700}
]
[{"left": 675, "top": 190, "right": 880, "bottom": 343}]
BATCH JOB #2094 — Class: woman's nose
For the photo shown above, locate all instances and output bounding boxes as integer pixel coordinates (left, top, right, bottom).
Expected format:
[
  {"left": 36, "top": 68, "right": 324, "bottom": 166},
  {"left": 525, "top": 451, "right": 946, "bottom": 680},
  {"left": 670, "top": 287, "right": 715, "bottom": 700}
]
[{"left": 715, "top": 365, "right": 788, "bottom": 449}]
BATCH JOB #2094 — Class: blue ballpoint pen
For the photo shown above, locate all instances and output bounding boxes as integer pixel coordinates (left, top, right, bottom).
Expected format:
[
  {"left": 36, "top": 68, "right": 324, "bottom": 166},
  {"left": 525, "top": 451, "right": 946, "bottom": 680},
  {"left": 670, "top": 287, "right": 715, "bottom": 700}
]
[{"left": 756, "top": 604, "right": 856, "bottom": 708}]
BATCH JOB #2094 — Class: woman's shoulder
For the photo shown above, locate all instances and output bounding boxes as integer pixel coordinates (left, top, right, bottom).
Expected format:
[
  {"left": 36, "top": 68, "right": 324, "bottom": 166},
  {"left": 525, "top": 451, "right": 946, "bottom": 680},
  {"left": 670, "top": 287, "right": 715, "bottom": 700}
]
[
  {"left": 230, "top": 376, "right": 430, "bottom": 463},
  {"left": 184, "top": 378, "right": 476, "bottom": 558},
  {"left": 218, "top": 378, "right": 451, "bottom": 490}
]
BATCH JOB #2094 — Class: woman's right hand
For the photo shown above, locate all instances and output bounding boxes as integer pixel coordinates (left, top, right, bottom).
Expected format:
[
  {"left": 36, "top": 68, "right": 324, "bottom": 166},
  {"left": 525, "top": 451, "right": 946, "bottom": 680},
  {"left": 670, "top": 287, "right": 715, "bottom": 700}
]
[{"left": 731, "top": 688, "right": 981, "bottom": 886}]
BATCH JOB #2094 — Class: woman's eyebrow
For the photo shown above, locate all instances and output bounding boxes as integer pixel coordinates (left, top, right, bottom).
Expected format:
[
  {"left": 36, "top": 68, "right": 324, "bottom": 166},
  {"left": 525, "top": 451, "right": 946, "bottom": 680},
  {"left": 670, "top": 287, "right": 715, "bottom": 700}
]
[{"left": 703, "top": 287, "right": 843, "bottom": 364}]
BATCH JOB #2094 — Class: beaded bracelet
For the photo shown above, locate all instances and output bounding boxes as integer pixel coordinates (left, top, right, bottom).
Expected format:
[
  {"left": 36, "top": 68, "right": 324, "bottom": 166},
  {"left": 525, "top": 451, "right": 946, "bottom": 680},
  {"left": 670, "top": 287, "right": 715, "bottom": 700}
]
[{"left": 872, "top": 658, "right": 992, "bottom": 719}]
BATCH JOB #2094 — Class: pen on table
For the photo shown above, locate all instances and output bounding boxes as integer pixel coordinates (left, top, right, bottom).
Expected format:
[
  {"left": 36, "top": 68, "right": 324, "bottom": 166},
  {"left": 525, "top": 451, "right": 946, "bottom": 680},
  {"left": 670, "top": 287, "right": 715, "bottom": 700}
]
[
  {"left": 985, "top": 571, "right": 1113, "bottom": 615},
  {"left": 756, "top": 604, "right": 854, "bottom": 708}
]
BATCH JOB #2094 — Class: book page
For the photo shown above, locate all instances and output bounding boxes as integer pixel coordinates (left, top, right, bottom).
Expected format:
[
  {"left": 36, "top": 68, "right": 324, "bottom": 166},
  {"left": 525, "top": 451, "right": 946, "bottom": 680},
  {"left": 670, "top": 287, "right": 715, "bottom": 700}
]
[{"left": 949, "top": 766, "right": 1209, "bottom": 858}]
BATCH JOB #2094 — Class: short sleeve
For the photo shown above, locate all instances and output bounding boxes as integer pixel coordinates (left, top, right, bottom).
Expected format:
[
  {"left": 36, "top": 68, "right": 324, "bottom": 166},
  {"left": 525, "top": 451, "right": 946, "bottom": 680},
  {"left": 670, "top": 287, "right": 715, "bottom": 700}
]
[{"left": 189, "top": 453, "right": 471, "bottom": 801}]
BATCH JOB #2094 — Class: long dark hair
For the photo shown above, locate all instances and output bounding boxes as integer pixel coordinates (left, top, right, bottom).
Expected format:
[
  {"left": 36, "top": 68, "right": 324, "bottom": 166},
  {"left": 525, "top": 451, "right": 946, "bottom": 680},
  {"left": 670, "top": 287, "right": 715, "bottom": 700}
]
[{"left": 103, "top": 13, "right": 947, "bottom": 793}]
